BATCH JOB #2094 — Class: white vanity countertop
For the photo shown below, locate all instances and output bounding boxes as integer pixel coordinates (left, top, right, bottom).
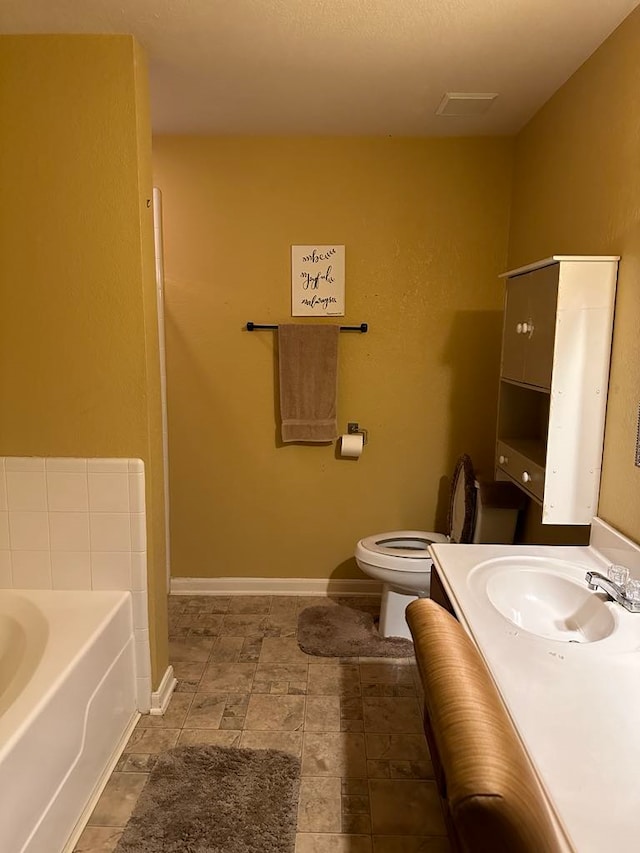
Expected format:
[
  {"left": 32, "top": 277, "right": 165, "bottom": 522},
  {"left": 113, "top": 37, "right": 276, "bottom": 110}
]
[{"left": 429, "top": 541, "right": 640, "bottom": 853}]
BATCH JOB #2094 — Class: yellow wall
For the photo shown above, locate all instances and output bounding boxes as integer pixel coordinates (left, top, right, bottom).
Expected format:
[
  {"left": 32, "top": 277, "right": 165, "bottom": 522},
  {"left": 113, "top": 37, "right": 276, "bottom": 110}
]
[
  {"left": 509, "top": 7, "right": 640, "bottom": 544},
  {"left": 153, "top": 137, "right": 514, "bottom": 579},
  {"left": 5, "top": 6, "right": 638, "bottom": 681},
  {"left": 0, "top": 35, "right": 168, "bottom": 686}
]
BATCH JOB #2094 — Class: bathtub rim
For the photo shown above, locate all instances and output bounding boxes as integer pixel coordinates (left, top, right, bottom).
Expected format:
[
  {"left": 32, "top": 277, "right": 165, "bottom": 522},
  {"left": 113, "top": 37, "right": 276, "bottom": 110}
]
[{"left": 0, "top": 589, "right": 132, "bottom": 764}]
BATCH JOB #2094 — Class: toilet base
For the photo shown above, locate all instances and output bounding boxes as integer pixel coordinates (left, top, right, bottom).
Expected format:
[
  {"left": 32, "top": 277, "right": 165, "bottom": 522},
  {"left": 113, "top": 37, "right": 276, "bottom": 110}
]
[{"left": 379, "top": 584, "right": 425, "bottom": 640}]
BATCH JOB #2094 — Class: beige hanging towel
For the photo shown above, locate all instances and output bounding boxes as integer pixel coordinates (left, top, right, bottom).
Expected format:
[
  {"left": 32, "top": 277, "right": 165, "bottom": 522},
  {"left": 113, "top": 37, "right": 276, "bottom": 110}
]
[{"left": 278, "top": 323, "right": 339, "bottom": 443}]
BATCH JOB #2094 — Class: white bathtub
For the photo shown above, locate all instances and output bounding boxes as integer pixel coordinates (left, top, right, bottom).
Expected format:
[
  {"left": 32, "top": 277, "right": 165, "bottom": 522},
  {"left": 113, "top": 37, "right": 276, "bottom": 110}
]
[{"left": 0, "top": 590, "right": 138, "bottom": 853}]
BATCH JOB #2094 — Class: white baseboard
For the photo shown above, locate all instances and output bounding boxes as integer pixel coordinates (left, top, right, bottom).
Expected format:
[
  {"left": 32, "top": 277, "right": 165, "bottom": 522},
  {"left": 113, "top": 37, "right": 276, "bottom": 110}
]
[
  {"left": 150, "top": 665, "right": 177, "bottom": 715},
  {"left": 170, "top": 577, "right": 382, "bottom": 597}
]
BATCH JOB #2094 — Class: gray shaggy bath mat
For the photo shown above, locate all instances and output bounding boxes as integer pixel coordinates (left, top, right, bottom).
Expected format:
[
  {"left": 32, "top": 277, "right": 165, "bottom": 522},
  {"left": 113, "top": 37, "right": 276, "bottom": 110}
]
[
  {"left": 298, "top": 603, "right": 414, "bottom": 657},
  {"left": 115, "top": 745, "right": 300, "bottom": 853}
]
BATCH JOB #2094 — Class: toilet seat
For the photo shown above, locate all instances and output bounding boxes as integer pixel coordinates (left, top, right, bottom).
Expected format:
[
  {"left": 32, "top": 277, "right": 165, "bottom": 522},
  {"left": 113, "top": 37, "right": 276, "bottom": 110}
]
[
  {"left": 356, "top": 455, "right": 477, "bottom": 576},
  {"left": 357, "top": 530, "right": 448, "bottom": 572},
  {"left": 354, "top": 455, "right": 521, "bottom": 639}
]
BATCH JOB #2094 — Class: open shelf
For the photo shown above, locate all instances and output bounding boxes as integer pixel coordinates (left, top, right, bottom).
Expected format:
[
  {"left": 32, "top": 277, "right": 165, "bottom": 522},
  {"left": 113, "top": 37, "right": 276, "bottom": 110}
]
[{"left": 497, "top": 381, "right": 550, "bottom": 449}]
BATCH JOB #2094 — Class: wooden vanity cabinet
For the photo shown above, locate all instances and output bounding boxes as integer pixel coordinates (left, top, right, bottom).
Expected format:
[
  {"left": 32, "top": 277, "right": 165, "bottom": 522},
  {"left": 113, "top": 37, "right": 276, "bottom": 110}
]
[
  {"left": 430, "top": 567, "right": 456, "bottom": 617},
  {"left": 495, "top": 256, "right": 618, "bottom": 525}
]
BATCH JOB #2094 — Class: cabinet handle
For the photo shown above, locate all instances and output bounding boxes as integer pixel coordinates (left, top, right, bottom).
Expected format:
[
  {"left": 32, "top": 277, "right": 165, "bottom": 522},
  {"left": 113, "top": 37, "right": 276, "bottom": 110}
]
[
  {"left": 516, "top": 320, "right": 535, "bottom": 337},
  {"left": 522, "top": 471, "right": 532, "bottom": 484},
  {"left": 499, "top": 455, "right": 508, "bottom": 465}
]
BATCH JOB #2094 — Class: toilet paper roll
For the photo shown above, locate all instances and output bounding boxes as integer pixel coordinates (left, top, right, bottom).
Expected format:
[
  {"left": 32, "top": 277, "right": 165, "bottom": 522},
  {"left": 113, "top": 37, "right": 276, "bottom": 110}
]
[{"left": 340, "top": 433, "right": 364, "bottom": 458}]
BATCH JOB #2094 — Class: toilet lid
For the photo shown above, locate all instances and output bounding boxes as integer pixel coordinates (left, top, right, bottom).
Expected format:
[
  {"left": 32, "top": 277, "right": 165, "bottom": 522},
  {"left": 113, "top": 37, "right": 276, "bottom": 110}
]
[
  {"left": 357, "top": 455, "right": 477, "bottom": 564},
  {"left": 359, "top": 530, "right": 448, "bottom": 559},
  {"left": 447, "top": 454, "right": 477, "bottom": 543}
]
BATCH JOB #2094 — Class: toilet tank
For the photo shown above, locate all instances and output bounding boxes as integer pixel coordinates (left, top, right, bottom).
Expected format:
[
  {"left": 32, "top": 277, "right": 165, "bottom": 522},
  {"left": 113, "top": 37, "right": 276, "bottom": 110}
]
[{"left": 472, "top": 480, "right": 524, "bottom": 544}]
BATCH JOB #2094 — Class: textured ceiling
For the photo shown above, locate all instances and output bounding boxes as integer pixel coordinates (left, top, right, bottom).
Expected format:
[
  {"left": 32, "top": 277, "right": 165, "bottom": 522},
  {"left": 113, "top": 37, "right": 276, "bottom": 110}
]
[{"left": 2, "top": 0, "right": 638, "bottom": 135}]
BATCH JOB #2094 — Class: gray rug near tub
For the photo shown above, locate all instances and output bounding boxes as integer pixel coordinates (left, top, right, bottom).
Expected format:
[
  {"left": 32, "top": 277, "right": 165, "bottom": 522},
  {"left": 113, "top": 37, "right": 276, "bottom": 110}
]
[
  {"left": 297, "top": 603, "right": 414, "bottom": 658},
  {"left": 115, "top": 745, "right": 300, "bottom": 853}
]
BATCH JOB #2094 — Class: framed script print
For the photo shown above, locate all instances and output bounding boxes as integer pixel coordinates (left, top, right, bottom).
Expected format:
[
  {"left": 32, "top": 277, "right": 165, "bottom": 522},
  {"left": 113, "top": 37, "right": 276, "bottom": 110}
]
[{"left": 291, "top": 245, "right": 345, "bottom": 317}]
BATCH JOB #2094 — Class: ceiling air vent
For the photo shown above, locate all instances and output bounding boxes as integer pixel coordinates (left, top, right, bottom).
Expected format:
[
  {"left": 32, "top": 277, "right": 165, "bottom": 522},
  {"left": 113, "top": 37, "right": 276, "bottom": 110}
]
[{"left": 436, "top": 93, "right": 498, "bottom": 116}]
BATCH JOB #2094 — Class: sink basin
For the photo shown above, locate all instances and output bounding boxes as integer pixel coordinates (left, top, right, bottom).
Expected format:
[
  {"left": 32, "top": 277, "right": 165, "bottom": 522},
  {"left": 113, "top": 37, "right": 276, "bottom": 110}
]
[{"left": 471, "top": 559, "right": 616, "bottom": 643}]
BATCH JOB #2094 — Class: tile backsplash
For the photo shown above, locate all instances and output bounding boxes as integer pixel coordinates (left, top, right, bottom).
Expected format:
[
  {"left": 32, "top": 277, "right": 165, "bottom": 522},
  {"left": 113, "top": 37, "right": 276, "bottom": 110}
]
[{"left": 0, "top": 456, "right": 151, "bottom": 710}]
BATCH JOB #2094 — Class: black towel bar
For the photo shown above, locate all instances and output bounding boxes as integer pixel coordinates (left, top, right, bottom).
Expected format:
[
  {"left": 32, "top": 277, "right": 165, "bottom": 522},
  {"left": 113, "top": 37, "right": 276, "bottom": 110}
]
[{"left": 246, "top": 322, "right": 368, "bottom": 333}]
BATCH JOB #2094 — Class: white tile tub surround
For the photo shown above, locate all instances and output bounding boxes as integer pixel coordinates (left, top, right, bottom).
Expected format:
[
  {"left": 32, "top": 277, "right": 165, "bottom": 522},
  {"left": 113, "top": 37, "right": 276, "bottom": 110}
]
[{"left": 0, "top": 456, "right": 152, "bottom": 711}]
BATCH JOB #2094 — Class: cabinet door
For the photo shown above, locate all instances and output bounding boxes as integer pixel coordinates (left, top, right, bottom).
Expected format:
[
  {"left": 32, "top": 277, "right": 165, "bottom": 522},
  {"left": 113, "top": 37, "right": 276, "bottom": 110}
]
[
  {"left": 523, "top": 264, "right": 558, "bottom": 389},
  {"left": 500, "top": 276, "right": 529, "bottom": 382}
]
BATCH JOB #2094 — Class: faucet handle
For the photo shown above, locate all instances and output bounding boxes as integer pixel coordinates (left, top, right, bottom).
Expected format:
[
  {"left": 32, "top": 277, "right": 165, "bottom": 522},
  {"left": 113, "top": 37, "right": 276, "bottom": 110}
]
[
  {"left": 626, "top": 578, "right": 640, "bottom": 603},
  {"left": 608, "top": 564, "right": 630, "bottom": 587}
]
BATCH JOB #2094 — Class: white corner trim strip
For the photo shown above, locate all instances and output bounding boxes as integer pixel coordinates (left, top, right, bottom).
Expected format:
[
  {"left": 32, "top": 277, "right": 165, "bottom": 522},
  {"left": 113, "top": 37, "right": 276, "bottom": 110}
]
[
  {"left": 170, "top": 577, "right": 382, "bottom": 596},
  {"left": 150, "top": 665, "right": 177, "bottom": 715}
]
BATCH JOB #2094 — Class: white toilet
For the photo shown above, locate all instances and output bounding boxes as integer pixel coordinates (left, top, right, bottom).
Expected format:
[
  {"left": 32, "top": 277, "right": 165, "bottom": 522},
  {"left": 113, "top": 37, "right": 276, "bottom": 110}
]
[{"left": 355, "top": 455, "right": 522, "bottom": 639}]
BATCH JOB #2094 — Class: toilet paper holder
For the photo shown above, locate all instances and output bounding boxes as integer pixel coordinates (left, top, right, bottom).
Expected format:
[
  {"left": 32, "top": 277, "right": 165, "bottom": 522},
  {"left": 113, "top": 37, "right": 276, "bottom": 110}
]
[{"left": 347, "top": 422, "right": 368, "bottom": 445}]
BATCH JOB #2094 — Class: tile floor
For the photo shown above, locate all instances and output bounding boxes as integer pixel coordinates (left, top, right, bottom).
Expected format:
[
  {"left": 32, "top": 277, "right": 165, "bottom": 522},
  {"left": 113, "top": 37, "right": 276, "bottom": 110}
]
[{"left": 74, "top": 594, "right": 450, "bottom": 853}]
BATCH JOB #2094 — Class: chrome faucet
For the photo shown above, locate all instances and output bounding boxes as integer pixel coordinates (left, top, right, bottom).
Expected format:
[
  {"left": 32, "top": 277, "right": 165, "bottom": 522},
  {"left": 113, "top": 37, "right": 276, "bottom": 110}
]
[{"left": 585, "top": 571, "right": 640, "bottom": 613}]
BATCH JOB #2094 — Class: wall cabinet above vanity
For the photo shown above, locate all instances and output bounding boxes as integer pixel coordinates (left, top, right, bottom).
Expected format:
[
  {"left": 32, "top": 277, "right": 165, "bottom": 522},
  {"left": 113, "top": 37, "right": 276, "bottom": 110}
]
[{"left": 495, "top": 256, "right": 618, "bottom": 525}]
